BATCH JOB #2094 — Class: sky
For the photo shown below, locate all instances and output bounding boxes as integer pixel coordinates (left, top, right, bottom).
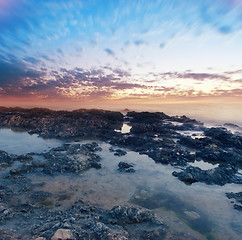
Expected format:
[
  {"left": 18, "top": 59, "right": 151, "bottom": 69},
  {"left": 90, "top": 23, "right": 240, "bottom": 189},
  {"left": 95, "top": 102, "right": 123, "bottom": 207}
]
[{"left": 0, "top": 0, "right": 242, "bottom": 114}]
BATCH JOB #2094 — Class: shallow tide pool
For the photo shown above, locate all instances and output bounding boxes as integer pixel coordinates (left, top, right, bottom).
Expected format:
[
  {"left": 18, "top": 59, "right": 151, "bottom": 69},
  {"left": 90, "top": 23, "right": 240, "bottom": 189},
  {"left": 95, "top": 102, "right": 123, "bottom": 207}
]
[{"left": 0, "top": 128, "right": 242, "bottom": 240}]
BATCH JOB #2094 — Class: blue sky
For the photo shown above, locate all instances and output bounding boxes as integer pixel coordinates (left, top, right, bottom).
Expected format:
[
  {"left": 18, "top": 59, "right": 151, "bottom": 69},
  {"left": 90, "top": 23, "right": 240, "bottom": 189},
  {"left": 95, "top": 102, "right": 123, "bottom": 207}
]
[{"left": 0, "top": 0, "right": 242, "bottom": 106}]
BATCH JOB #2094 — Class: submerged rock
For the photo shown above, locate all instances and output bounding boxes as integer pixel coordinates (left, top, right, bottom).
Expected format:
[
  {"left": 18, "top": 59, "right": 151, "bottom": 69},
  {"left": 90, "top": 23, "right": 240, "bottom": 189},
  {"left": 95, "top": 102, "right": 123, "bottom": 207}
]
[
  {"left": 118, "top": 162, "right": 135, "bottom": 173},
  {"left": 184, "top": 211, "right": 200, "bottom": 220},
  {"left": 114, "top": 149, "right": 127, "bottom": 157},
  {"left": 226, "top": 192, "right": 242, "bottom": 211}
]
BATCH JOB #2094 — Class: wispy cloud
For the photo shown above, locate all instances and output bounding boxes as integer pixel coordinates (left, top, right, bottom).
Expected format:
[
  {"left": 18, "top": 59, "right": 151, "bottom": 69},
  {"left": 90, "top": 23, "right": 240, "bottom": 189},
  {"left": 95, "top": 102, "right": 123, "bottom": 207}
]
[
  {"left": 154, "top": 71, "right": 230, "bottom": 81},
  {"left": 104, "top": 48, "right": 115, "bottom": 57}
]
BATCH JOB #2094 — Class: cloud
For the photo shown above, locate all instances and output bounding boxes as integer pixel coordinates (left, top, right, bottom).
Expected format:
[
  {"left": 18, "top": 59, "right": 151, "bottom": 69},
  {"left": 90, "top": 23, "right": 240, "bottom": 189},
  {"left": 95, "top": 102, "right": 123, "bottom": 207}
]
[
  {"left": 104, "top": 48, "right": 115, "bottom": 57},
  {"left": 224, "top": 70, "right": 242, "bottom": 75},
  {"left": 211, "top": 88, "right": 242, "bottom": 97},
  {"left": 23, "top": 57, "right": 42, "bottom": 65},
  {"left": 0, "top": 60, "right": 144, "bottom": 99},
  {"left": 134, "top": 40, "right": 145, "bottom": 46},
  {"left": 218, "top": 26, "right": 232, "bottom": 34},
  {"left": 0, "top": 58, "right": 45, "bottom": 86},
  {"left": 159, "top": 43, "right": 165, "bottom": 49},
  {"left": 159, "top": 71, "right": 229, "bottom": 81}
]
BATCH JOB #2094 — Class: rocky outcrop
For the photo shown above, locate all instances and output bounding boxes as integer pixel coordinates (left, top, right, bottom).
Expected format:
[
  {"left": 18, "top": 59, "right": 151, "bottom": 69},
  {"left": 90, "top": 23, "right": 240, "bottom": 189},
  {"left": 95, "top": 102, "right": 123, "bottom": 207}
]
[
  {"left": 0, "top": 108, "right": 123, "bottom": 139},
  {"left": 172, "top": 164, "right": 242, "bottom": 185}
]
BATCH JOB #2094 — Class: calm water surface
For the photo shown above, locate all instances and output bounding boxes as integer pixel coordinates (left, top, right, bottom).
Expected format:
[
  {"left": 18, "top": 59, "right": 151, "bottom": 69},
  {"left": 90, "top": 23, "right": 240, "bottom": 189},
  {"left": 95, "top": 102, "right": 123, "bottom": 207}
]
[{"left": 0, "top": 128, "right": 63, "bottom": 154}]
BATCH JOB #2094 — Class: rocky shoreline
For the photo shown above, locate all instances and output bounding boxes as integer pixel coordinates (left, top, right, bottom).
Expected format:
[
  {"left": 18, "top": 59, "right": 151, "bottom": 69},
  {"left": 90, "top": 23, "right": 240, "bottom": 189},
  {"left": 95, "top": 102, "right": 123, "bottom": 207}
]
[{"left": 0, "top": 107, "right": 242, "bottom": 239}]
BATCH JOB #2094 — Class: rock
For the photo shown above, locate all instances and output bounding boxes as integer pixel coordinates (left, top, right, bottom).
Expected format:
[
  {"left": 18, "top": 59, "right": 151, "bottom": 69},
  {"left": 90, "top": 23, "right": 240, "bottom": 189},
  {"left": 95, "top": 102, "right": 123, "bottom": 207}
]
[
  {"left": 234, "top": 204, "right": 242, "bottom": 211},
  {"left": 148, "top": 148, "right": 192, "bottom": 166},
  {"left": 0, "top": 150, "right": 15, "bottom": 168},
  {"left": 172, "top": 164, "right": 241, "bottom": 185},
  {"left": 0, "top": 203, "right": 7, "bottom": 212},
  {"left": 109, "top": 146, "right": 115, "bottom": 152},
  {"left": 0, "top": 108, "right": 123, "bottom": 139},
  {"left": 41, "top": 142, "right": 102, "bottom": 174},
  {"left": 226, "top": 192, "right": 242, "bottom": 211},
  {"left": 118, "top": 162, "right": 135, "bottom": 173},
  {"left": 110, "top": 205, "right": 160, "bottom": 225},
  {"left": 184, "top": 211, "right": 200, "bottom": 220},
  {"left": 51, "top": 229, "right": 75, "bottom": 240},
  {"left": 88, "top": 221, "right": 108, "bottom": 236},
  {"left": 204, "top": 127, "right": 242, "bottom": 150},
  {"left": 35, "top": 237, "right": 47, "bottom": 240},
  {"left": 114, "top": 149, "right": 127, "bottom": 157}
]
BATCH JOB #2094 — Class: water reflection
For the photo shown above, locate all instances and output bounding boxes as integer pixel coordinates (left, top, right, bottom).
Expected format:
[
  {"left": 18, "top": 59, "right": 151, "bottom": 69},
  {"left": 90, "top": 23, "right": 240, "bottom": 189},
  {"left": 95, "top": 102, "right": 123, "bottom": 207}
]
[
  {"left": 189, "top": 160, "right": 219, "bottom": 170},
  {"left": 115, "top": 123, "right": 132, "bottom": 134},
  {"left": 29, "top": 142, "right": 242, "bottom": 239},
  {"left": 0, "top": 128, "right": 63, "bottom": 154}
]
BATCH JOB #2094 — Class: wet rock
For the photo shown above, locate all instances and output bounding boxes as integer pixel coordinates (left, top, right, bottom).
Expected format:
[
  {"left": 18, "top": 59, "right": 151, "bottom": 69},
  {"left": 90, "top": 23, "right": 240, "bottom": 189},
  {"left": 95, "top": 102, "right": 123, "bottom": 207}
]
[
  {"left": 118, "top": 162, "right": 135, "bottom": 173},
  {"left": 0, "top": 150, "right": 15, "bottom": 168},
  {"left": 184, "top": 211, "right": 200, "bottom": 220},
  {"left": 109, "top": 146, "right": 115, "bottom": 152},
  {"left": 196, "top": 147, "right": 241, "bottom": 164},
  {"left": 127, "top": 111, "right": 170, "bottom": 123},
  {"left": 114, "top": 149, "right": 127, "bottom": 157},
  {"left": 148, "top": 148, "right": 193, "bottom": 166},
  {"left": 0, "top": 108, "right": 124, "bottom": 139},
  {"left": 87, "top": 221, "right": 109, "bottom": 237},
  {"left": 234, "top": 204, "right": 242, "bottom": 211},
  {"left": 51, "top": 229, "right": 75, "bottom": 240},
  {"left": 204, "top": 127, "right": 242, "bottom": 150},
  {"left": 179, "top": 136, "right": 212, "bottom": 149},
  {"left": 42, "top": 142, "right": 102, "bottom": 174},
  {"left": 172, "top": 164, "right": 242, "bottom": 185},
  {"left": 226, "top": 192, "right": 242, "bottom": 211},
  {"left": 110, "top": 205, "right": 161, "bottom": 225},
  {"left": 0, "top": 203, "right": 7, "bottom": 212}
]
